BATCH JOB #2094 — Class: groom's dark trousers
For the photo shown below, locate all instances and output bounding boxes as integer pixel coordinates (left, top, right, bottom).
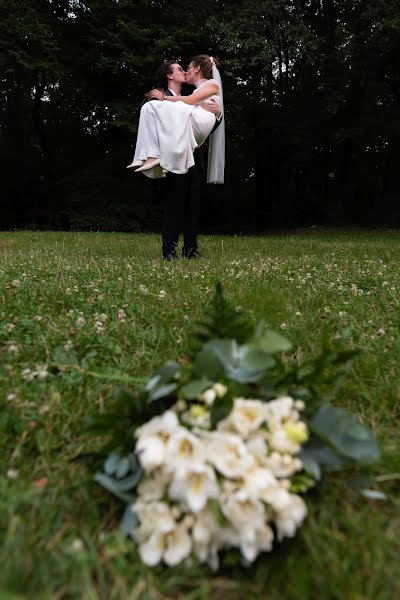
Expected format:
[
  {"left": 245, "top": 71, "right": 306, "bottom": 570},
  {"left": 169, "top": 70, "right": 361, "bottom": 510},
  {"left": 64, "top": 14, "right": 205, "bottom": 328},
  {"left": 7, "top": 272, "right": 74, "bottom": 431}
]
[
  {"left": 161, "top": 161, "right": 201, "bottom": 256},
  {"left": 161, "top": 87, "right": 202, "bottom": 257}
]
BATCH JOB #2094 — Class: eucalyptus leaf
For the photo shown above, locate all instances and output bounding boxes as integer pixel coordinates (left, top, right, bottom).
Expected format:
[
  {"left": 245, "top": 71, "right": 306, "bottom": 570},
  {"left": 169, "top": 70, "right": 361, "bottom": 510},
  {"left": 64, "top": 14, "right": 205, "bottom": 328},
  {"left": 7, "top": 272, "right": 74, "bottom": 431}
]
[
  {"left": 255, "top": 328, "right": 293, "bottom": 354},
  {"left": 311, "top": 404, "right": 380, "bottom": 464},
  {"left": 94, "top": 473, "right": 135, "bottom": 502},
  {"left": 120, "top": 505, "right": 139, "bottom": 537},
  {"left": 115, "top": 456, "right": 131, "bottom": 479},
  {"left": 193, "top": 347, "right": 225, "bottom": 380},
  {"left": 104, "top": 452, "right": 121, "bottom": 476},
  {"left": 148, "top": 382, "right": 178, "bottom": 402}
]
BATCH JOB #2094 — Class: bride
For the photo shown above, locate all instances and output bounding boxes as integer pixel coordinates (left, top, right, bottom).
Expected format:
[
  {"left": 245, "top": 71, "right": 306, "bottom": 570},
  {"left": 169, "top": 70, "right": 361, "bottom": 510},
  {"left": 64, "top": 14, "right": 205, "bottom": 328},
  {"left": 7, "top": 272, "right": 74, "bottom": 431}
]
[{"left": 130, "top": 54, "right": 225, "bottom": 184}]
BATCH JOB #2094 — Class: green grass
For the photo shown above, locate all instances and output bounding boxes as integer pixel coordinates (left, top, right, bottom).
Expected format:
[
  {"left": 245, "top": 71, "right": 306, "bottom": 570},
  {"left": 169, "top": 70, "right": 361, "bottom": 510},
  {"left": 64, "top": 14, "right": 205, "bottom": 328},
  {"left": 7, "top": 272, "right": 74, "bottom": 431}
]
[{"left": 1, "top": 230, "right": 399, "bottom": 599}]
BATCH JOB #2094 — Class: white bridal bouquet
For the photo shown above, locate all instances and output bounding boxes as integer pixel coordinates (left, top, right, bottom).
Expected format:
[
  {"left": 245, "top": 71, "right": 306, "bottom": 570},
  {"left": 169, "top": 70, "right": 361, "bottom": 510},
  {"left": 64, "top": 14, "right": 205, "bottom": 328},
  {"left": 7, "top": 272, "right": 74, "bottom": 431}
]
[{"left": 90, "top": 284, "right": 379, "bottom": 570}]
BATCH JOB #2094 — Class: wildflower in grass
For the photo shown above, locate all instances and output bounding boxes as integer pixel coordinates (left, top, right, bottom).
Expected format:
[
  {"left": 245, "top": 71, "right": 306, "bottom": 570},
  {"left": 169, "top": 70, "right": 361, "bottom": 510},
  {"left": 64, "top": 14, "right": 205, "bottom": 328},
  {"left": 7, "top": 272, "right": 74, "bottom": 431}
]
[
  {"left": 21, "top": 368, "right": 34, "bottom": 381},
  {"left": 117, "top": 309, "right": 126, "bottom": 321},
  {"left": 158, "top": 290, "right": 166, "bottom": 300},
  {"left": 4, "top": 323, "right": 15, "bottom": 332},
  {"left": 76, "top": 316, "right": 85, "bottom": 327},
  {"left": 7, "top": 469, "right": 19, "bottom": 479},
  {"left": 36, "top": 365, "right": 49, "bottom": 380},
  {"left": 11, "top": 279, "right": 21, "bottom": 287},
  {"left": 139, "top": 284, "right": 148, "bottom": 294},
  {"left": 8, "top": 344, "right": 19, "bottom": 353},
  {"left": 33, "top": 315, "right": 44, "bottom": 322}
]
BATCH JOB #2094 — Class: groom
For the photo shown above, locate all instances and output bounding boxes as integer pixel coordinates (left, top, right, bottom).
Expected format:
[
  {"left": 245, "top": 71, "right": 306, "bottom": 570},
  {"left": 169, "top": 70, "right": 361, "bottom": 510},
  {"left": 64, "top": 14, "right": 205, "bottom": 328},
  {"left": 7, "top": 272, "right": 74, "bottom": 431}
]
[{"left": 153, "top": 60, "right": 222, "bottom": 260}]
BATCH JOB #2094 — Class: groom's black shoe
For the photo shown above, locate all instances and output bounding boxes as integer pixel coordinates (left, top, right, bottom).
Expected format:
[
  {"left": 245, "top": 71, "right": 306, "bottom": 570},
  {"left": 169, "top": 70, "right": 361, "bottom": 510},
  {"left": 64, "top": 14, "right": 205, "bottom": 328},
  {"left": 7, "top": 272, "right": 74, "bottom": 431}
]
[
  {"left": 163, "top": 251, "right": 179, "bottom": 261},
  {"left": 182, "top": 247, "right": 201, "bottom": 259},
  {"left": 162, "top": 240, "right": 179, "bottom": 261}
]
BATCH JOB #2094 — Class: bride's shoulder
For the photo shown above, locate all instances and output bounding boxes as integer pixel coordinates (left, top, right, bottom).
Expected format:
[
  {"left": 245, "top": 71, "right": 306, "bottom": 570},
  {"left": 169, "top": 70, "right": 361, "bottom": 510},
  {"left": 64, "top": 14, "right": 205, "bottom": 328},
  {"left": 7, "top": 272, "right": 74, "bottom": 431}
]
[{"left": 206, "top": 78, "right": 219, "bottom": 87}]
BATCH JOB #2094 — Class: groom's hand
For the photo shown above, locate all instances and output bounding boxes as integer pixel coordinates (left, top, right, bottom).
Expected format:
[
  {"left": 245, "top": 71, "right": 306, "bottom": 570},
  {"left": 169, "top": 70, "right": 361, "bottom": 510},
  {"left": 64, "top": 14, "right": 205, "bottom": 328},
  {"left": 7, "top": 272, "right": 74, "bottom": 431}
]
[
  {"left": 202, "top": 98, "right": 222, "bottom": 119},
  {"left": 146, "top": 88, "right": 164, "bottom": 100}
]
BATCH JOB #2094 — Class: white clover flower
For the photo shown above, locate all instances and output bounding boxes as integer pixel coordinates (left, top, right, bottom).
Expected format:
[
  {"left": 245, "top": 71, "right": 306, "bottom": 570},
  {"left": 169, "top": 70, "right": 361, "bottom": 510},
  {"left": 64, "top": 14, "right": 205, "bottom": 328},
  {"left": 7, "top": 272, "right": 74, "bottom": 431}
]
[
  {"left": 36, "top": 365, "right": 49, "bottom": 381},
  {"left": 275, "top": 494, "right": 307, "bottom": 541},
  {"left": 169, "top": 464, "right": 219, "bottom": 513},
  {"left": 166, "top": 429, "right": 206, "bottom": 476},
  {"left": 139, "top": 284, "right": 148, "bottom": 294},
  {"left": 76, "top": 316, "right": 85, "bottom": 327},
  {"left": 135, "top": 411, "right": 180, "bottom": 471},
  {"left": 207, "top": 432, "right": 255, "bottom": 478},
  {"left": 7, "top": 468, "right": 19, "bottom": 479},
  {"left": 158, "top": 290, "right": 166, "bottom": 300},
  {"left": 4, "top": 323, "right": 15, "bottom": 333},
  {"left": 220, "top": 399, "right": 266, "bottom": 437}
]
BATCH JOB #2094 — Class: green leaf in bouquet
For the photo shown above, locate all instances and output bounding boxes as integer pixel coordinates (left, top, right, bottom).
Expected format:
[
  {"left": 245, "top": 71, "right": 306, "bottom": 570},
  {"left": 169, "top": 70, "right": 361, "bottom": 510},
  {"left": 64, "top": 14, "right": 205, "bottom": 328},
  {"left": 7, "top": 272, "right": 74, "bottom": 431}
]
[
  {"left": 116, "top": 456, "right": 131, "bottom": 479},
  {"left": 120, "top": 505, "right": 139, "bottom": 537},
  {"left": 204, "top": 340, "right": 275, "bottom": 383},
  {"left": 193, "top": 347, "right": 225, "bottom": 380},
  {"left": 301, "top": 438, "right": 349, "bottom": 469},
  {"left": 290, "top": 472, "right": 316, "bottom": 493},
  {"left": 254, "top": 324, "right": 293, "bottom": 354},
  {"left": 208, "top": 498, "right": 228, "bottom": 527},
  {"left": 145, "top": 361, "right": 181, "bottom": 402},
  {"left": 94, "top": 473, "right": 136, "bottom": 503},
  {"left": 310, "top": 403, "right": 380, "bottom": 464},
  {"left": 181, "top": 379, "right": 213, "bottom": 400},
  {"left": 210, "top": 393, "right": 233, "bottom": 428},
  {"left": 104, "top": 452, "right": 122, "bottom": 476},
  {"left": 188, "top": 282, "right": 253, "bottom": 354}
]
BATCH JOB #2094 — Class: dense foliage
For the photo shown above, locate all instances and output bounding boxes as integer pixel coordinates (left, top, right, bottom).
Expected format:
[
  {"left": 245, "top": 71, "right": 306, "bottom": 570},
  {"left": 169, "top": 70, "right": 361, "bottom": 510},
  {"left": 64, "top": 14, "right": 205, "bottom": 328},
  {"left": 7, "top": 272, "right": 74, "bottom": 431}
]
[{"left": 1, "top": 0, "right": 399, "bottom": 229}]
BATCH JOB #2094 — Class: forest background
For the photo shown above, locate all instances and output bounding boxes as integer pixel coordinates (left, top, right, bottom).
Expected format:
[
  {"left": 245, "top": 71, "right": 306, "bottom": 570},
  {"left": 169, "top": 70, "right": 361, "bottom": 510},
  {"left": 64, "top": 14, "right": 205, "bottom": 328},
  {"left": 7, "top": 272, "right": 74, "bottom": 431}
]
[{"left": 1, "top": 0, "right": 399, "bottom": 231}]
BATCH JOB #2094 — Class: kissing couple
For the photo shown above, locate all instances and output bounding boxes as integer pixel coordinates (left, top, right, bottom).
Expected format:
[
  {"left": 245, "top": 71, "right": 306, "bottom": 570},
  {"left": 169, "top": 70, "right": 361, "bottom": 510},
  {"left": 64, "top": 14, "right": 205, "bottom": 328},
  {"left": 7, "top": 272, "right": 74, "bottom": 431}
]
[{"left": 127, "top": 54, "right": 225, "bottom": 185}]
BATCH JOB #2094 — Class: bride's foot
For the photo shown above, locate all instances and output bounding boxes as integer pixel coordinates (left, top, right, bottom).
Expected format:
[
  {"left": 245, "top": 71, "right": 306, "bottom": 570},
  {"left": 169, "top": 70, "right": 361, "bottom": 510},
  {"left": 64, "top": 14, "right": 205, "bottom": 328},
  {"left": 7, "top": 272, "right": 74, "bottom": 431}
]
[
  {"left": 126, "top": 160, "right": 144, "bottom": 170},
  {"left": 135, "top": 157, "right": 161, "bottom": 172}
]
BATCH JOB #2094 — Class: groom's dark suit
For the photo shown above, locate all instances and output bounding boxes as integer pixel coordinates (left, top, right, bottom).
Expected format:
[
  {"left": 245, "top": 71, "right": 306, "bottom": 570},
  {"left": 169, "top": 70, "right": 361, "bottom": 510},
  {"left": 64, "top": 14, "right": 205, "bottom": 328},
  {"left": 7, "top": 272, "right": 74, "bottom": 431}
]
[{"left": 161, "top": 88, "right": 222, "bottom": 258}]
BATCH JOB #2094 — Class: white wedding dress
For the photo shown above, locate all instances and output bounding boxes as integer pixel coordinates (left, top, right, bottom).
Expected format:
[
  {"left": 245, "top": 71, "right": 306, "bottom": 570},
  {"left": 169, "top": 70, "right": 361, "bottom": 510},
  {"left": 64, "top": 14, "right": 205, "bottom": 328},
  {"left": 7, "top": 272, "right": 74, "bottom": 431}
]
[{"left": 132, "top": 79, "right": 220, "bottom": 179}]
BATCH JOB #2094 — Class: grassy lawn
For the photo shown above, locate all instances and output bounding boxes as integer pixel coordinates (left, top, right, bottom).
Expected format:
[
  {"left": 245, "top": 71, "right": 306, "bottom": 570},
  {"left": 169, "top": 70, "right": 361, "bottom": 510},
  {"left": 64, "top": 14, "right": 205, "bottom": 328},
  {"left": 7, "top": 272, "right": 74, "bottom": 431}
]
[{"left": 1, "top": 230, "right": 399, "bottom": 599}]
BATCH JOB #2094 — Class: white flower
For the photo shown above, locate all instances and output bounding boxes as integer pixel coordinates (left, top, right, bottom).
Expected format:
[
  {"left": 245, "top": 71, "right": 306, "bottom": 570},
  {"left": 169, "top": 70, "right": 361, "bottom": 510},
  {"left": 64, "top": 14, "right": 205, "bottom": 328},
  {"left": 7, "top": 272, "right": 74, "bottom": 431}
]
[
  {"left": 137, "top": 468, "right": 170, "bottom": 501},
  {"left": 135, "top": 411, "right": 180, "bottom": 471},
  {"left": 166, "top": 429, "right": 206, "bottom": 476},
  {"left": 268, "top": 428, "right": 300, "bottom": 455},
  {"left": 263, "top": 452, "right": 303, "bottom": 478},
  {"left": 169, "top": 464, "right": 219, "bottom": 512},
  {"left": 207, "top": 432, "right": 255, "bottom": 478},
  {"left": 275, "top": 495, "right": 307, "bottom": 541},
  {"left": 7, "top": 468, "right": 19, "bottom": 479},
  {"left": 220, "top": 488, "right": 265, "bottom": 528},
  {"left": 239, "top": 467, "right": 278, "bottom": 502},
  {"left": 133, "top": 502, "right": 192, "bottom": 567},
  {"left": 213, "top": 383, "right": 227, "bottom": 398},
  {"left": 200, "top": 388, "right": 217, "bottom": 406},
  {"left": 238, "top": 523, "right": 274, "bottom": 562},
  {"left": 222, "top": 398, "right": 266, "bottom": 437},
  {"left": 265, "top": 396, "right": 295, "bottom": 429}
]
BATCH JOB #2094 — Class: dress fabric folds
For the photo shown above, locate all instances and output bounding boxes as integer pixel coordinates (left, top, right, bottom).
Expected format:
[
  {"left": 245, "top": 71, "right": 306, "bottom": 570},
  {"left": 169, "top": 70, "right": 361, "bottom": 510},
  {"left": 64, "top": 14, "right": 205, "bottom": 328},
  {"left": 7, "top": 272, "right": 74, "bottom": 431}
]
[{"left": 133, "top": 80, "right": 219, "bottom": 179}]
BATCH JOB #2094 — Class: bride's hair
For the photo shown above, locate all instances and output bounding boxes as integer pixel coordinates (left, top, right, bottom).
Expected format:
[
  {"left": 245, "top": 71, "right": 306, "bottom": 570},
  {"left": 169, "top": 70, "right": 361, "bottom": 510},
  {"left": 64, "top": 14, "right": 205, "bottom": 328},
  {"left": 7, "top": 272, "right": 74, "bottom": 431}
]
[{"left": 189, "top": 54, "right": 220, "bottom": 79}]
